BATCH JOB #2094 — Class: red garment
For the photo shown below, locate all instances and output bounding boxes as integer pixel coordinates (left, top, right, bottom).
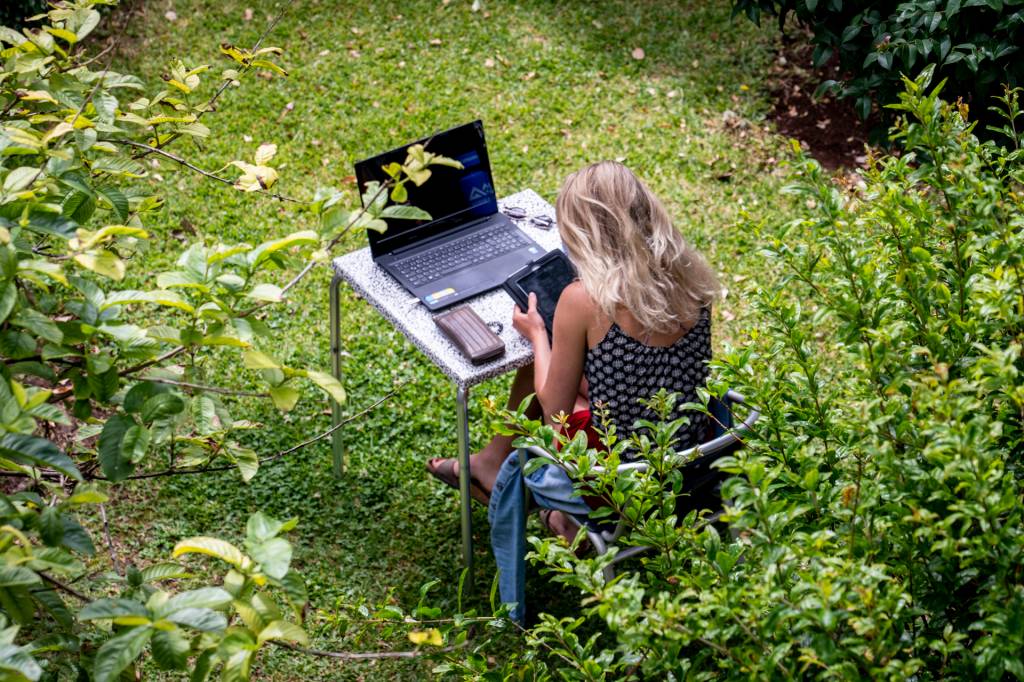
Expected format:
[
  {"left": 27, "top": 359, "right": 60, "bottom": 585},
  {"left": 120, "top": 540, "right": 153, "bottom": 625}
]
[{"left": 560, "top": 409, "right": 605, "bottom": 450}]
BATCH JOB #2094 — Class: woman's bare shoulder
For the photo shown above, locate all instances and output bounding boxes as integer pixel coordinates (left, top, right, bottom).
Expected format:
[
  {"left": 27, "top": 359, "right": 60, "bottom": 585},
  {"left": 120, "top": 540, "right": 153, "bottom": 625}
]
[{"left": 557, "top": 281, "right": 597, "bottom": 316}]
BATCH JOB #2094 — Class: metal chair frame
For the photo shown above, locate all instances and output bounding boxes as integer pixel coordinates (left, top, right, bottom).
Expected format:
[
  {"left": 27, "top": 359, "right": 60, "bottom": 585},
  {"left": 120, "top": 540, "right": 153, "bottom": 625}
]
[{"left": 521, "top": 390, "right": 759, "bottom": 583}]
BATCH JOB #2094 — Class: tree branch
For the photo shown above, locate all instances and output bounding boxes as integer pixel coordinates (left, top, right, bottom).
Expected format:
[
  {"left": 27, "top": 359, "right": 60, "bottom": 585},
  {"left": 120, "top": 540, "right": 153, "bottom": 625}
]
[
  {"left": 95, "top": 388, "right": 400, "bottom": 481},
  {"left": 128, "top": 375, "right": 270, "bottom": 398},
  {"left": 39, "top": 571, "right": 90, "bottom": 602},
  {"left": 271, "top": 639, "right": 456, "bottom": 661},
  {"left": 113, "top": 139, "right": 303, "bottom": 203},
  {"left": 99, "top": 504, "right": 122, "bottom": 576}
]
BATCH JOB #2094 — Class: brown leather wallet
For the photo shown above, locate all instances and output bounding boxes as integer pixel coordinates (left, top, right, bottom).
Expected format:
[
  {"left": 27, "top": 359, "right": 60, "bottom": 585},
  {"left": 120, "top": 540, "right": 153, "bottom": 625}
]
[{"left": 433, "top": 305, "right": 505, "bottom": 364}]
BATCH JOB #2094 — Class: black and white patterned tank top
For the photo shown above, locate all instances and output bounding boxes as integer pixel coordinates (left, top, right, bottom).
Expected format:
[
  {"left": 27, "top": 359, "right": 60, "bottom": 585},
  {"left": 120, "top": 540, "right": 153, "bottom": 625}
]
[{"left": 584, "top": 307, "right": 712, "bottom": 457}]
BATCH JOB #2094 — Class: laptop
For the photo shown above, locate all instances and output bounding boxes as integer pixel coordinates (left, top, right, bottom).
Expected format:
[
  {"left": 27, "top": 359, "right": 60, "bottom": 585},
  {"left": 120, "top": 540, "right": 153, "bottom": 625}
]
[{"left": 354, "top": 120, "right": 543, "bottom": 311}]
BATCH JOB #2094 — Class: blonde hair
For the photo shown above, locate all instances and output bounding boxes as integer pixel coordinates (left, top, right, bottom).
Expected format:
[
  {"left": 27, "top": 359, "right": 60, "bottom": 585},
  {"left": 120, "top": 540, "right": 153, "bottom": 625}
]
[{"left": 555, "top": 161, "right": 719, "bottom": 335}]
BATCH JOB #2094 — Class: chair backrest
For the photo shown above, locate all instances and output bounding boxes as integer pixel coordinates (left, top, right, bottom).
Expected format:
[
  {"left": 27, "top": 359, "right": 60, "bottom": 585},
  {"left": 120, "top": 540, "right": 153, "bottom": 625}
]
[{"left": 675, "top": 393, "right": 743, "bottom": 518}]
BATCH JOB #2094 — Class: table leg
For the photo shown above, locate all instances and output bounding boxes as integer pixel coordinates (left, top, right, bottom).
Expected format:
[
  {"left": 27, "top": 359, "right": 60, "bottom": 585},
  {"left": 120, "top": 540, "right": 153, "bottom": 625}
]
[
  {"left": 456, "top": 384, "right": 473, "bottom": 587},
  {"left": 329, "top": 273, "right": 345, "bottom": 478}
]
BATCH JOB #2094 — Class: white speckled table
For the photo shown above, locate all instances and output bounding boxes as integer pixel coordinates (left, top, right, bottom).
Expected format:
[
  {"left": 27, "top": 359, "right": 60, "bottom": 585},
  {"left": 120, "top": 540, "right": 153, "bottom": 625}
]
[{"left": 328, "top": 189, "right": 561, "bottom": 578}]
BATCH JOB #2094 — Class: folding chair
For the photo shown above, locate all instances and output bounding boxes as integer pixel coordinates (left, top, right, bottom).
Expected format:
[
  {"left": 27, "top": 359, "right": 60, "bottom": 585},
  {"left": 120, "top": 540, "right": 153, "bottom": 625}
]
[{"left": 521, "top": 390, "right": 759, "bottom": 583}]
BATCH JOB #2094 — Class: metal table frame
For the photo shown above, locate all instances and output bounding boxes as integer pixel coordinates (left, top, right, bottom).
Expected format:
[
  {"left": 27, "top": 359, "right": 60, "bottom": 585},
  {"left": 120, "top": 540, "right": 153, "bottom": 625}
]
[{"left": 327, "top": 190, "right": 560, "bottom": 582}]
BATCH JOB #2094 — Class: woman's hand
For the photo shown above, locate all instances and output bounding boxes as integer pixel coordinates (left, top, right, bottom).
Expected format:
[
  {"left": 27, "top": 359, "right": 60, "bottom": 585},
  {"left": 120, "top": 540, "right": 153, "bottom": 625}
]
[{"left": 512, "top": 292, "right": 547, "bottom": 344}]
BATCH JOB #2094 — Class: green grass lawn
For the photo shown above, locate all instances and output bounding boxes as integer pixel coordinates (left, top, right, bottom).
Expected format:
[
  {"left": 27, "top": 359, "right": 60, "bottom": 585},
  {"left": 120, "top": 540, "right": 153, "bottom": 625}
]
[{"left": 100, "top": 0, "right": 796, "bottom": 677}]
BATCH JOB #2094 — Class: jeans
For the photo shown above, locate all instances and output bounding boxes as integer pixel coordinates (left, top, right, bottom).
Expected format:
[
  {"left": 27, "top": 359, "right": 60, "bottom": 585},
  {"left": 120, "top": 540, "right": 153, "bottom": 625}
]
[{"left": 488, "top": 449, "right": 592, "bottom": 623}]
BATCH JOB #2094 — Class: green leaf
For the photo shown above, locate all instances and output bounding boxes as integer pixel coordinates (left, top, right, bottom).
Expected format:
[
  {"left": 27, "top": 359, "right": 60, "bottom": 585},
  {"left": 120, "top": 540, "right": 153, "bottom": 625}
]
[
  {"left": 73, "top": 251, "right": 125, "bottom": 281},
  {"left": 0, "top": 434, "right": 82, "bottom": 481},
  {"left": 161, "top": 587, "right": 232, "bottom": 615},
  {"left": 122, "top": 424, "right": 151, "bottom": 463},
  {"left": 246, "top": 512, "right": 297, "bottom": 543},
  {"left": 141, "top": 393, "right": 185, "bottom": 423},
  {"left": 268, "top": 385, "right": 299, "bottom": 411},
  {"left": 230, "top": 445, "right": 258, "bottom": 482},
  {"left": 0, "top": 567, "right": 41, "bottom": 589},
  {"left": 79, "top": 598, "right": 148, "bottom": 621},
  {"left": 100, "top": 289, "right": 194, "bottom": 313},
  {"left": 10, "top": 308, "right": 63, "bottom": 344},
  {"left": 246, "top": 283, "right": 283, "bottom": 302},
  {"left": 279, "top": 571, "right": 307, "bottom": 614},
  {"left": 0, "top": 642, "right": 42, "bottom": 682},
  {"left": 389, "top": 182, "right": 408, "bottom": 203},
  {"left": 306, "top": 370, "right": 346, "bottom": 404},
  {"left": 150, "top": 629, "right": 189, "bottom": 670},
  {"left": 247, "top": 231, "right": 319, "bottom": 269},
  {"left": 98, "top": 415, "right": 136, "bottom": 482},
  {"left": 243, "top": 351, "right": 280, "bottom": 369},
  {"left": 379, "top": 205, "right": 431, "bottom": 221},
  {"left": 248, "top": 537, "right": 292, "bottom": 579},
  {"left": 39, "top": 507, "right": 64, "bottom": 546},
  {"left": 0, "top": 282, "right": 15, "bottom": 326},
  {"left": 172, "top": 537, "right": 248, "bottom": 569},
  {"left": 256, "top": 620, "right": 308, "bottom": 647},
  {"left": 165, "top": 607, "right": 227, "bottom": 632},
  {"left": 3, "top": 167, "right": 39, "bottom": 193},
  {"left": 139, "top": 563, "right": 190, "bottom": 583},
  {"left": 93, "top": 626, "right": 151, "bottom": 682},
  {"left": 97, "top": 187, "right": 129, "bottom": 222}
]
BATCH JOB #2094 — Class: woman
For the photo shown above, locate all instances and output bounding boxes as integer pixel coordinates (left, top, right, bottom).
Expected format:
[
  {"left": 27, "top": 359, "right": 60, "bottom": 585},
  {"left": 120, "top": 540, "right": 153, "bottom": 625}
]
[{"left": 428, "top": 161, "right": 719, "bottom": 619}]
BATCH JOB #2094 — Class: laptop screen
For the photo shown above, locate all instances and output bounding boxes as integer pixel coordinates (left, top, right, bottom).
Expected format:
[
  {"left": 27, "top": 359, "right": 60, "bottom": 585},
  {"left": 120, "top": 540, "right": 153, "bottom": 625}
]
[{"left": 355, "top": 120, "right": 498, "bottom": 257}]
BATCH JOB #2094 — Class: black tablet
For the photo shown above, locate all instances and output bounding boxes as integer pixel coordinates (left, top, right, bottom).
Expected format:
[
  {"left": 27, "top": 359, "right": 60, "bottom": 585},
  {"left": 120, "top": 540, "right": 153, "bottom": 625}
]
[{"left": 503, "top": 250, "right": 577, "bottom": 337}]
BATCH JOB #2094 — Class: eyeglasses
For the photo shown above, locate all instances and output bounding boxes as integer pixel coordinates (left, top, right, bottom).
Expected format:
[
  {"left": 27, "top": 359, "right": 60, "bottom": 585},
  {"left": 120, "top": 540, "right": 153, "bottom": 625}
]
[{"left": 501, "top": 206, "right": 555, "bottom": 230}]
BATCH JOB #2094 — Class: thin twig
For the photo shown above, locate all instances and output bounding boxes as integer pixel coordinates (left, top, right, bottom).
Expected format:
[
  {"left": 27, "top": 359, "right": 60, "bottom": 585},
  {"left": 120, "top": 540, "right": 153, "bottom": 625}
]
[
  {"left": 271, "top": 639, "right": 456, "bottom": 661},
  {"left": 139, "top": 0, "right": 295, "bottom": 155},
  {"left": 99, "top": 504, "right": 122, "bottom": 576},
  {"left": 238, "top": 180, "right": 390, "bottom": 318},
  {"left": 128, "top": 375, "right": 270, "bottom": 398},
  {"left": 114, "top": 139, "right": 303, "bottom": 203},
  {"left": 121, "top": 345, "right": 188, "bottom": 376},
  {"left": 96, "top": 389, "right": 399, "bottom": 481},
  {"left": 76, "top": 40, "right": 117, "bottom": 69},
  {"left": 39, "top": 572, "right": 90, "bottom": 602}
]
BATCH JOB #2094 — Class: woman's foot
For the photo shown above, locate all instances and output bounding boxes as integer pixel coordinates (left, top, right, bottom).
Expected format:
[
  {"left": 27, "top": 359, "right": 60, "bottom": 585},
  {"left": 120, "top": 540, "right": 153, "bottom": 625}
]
[{"left": 426, "top": 457, "right": 491, "bottom": 505}]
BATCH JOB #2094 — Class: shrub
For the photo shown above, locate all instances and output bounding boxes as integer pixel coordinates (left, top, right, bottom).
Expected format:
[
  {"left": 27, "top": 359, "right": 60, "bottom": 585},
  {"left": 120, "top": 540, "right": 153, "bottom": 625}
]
[
  {"left": 455, "top": 72, "right": 1024, "bottom": 678},
  {"left": 732, "top": 0, "right": 1024, "bottom": 133},
  {"left": 0, "top": 1, "right": 465, "bottom": 679}
]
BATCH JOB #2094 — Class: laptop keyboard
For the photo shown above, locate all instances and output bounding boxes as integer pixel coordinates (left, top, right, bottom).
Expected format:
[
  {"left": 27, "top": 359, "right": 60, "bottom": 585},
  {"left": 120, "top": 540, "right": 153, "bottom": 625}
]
[{"left": 393, "top": 224, "right": 530, "bottom": 287}]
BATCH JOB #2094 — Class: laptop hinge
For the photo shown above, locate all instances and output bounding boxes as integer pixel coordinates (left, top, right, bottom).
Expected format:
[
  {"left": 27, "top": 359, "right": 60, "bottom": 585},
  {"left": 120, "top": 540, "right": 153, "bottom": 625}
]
[{"left": 388, "top": 215, "right": 492, "bottom": 257}]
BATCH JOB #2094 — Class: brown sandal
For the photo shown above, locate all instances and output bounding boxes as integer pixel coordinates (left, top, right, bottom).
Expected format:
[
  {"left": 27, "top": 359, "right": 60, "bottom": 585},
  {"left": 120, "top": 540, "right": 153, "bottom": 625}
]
[{"left": 426, "top": 457, "right": 490, "bottom": 505}]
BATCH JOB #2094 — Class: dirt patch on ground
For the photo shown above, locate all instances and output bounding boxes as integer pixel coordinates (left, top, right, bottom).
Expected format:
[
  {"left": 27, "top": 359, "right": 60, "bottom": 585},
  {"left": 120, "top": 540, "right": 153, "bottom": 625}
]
[{"left": 766, "top": 40, "right": 878, "bottom": 171}]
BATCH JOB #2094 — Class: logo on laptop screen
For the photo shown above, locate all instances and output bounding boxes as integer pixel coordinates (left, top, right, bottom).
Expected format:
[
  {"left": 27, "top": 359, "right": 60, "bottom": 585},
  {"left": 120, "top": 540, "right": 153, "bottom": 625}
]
[{"left": 469, "top": 183, "right": 494, "bottom": 201}]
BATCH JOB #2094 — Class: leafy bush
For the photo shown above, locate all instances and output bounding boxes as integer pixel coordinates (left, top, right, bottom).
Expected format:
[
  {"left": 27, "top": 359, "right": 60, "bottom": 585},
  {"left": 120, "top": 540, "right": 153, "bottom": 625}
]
[
  {"left": 732, "top": 0, "right": 1024, "bottom": 130},
  {"left": 455, "top": 72, "right": 1024, "bottom": 678},
  {"left": 0, "top": 1, "right": 470, "bottom": 678}
]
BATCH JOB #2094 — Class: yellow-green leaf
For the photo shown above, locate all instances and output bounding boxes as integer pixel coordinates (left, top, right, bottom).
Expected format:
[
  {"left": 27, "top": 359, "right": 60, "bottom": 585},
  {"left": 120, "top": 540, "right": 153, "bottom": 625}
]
[
  {"left": 17, "top": 89, "right": 58, "bottom": 104},
  {"left": 73, "top": 250, "right": 125, "bottom": 280},
  {"left": 172, "top": 537, "right": 248, "bottom": 569},
  {"left": 18, "top": 259, "right": 67, "bottom": 286},
  {"left": 407, "top": 628, "right": 443, "bottom": 646},
  {"left": 243, "top": 351, "right": 280, "bottom": 370},
  {"left": 269, "top": 386, "right": 299, "bottom": 411},
  {"left": 306, "top": 370, "right": 345, "bottom": 404},
  {"left": 257, "top": 620, "right": 308, "bottom": 647},
  {"left": 100, "top": 290, "right": 194, "bottom": 313}
]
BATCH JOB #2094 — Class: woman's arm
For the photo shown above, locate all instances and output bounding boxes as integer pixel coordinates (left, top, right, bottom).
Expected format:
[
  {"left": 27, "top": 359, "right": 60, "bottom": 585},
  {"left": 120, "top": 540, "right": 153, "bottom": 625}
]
[{"left": 512, "top": 282, "right": 591, "bottom": 425}]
